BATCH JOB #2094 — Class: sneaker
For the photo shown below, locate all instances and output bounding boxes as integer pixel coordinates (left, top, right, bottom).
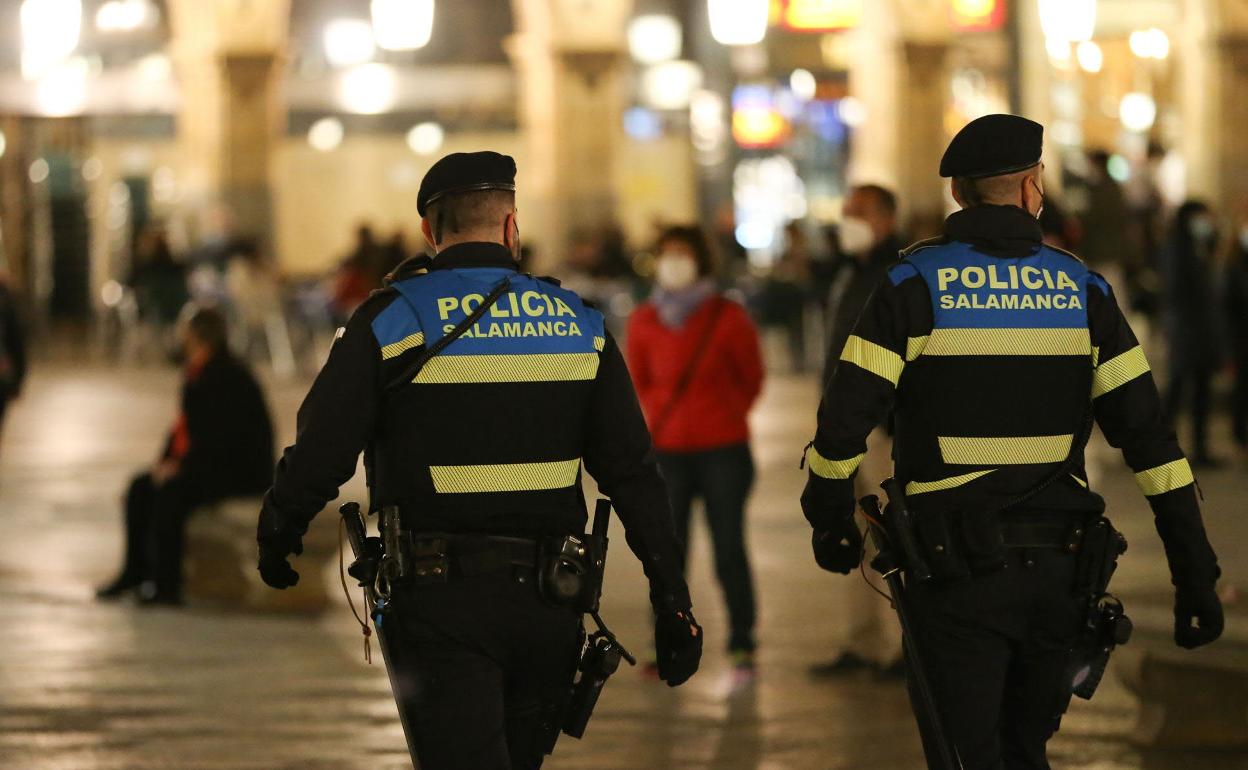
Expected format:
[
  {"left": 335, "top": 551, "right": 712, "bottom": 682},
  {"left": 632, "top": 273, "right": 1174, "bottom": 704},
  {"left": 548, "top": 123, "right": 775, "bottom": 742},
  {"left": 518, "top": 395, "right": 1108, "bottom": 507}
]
[
  {"left": 95, "top": 576, "right": 140, "bottom": 600},
  {"left": 730, "top": 649, "right": 756, "bottom": 687},
  {"left": 808, "top": 651, "right": 873, "bottom": 679}
]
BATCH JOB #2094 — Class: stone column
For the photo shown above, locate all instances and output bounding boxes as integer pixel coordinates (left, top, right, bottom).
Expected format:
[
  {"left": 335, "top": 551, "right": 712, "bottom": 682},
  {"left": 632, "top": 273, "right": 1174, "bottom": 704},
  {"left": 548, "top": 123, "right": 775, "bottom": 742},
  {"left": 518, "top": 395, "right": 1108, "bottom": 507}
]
[
  {"left": 847, "top": 0, "right": 949, "bottom": 231},
  {"left": 509, "top": 0, "right": 633, "bottom": 267},
  {"left": 166, "top": 0, "right": 289, "bottom": 250}
]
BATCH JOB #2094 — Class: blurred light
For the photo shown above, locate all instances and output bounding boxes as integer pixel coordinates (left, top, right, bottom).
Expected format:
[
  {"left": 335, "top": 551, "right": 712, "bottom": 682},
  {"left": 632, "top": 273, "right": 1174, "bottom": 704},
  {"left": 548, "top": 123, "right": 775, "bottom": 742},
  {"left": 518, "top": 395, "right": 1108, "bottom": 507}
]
[
  {"left": 628, "top": 14, "right": 682, "bottom": 64},
  {"left": 29, "top": 158, "right": 49, "bottom": 184},
  {"left": 1129, "top": 28, "right": 1169, "bottom": 60},
  {"left": 81, "top": 156, "right": 102, "bottom": 181},
  {"left": 690, "top": 89, "right": 728, "bottom": 165},
  {"left": 732, "top": 86, "right": 789, "bottom": 149},
  {"left": 135, "top": 53, "right": 171, "bottom": 83},
  {"left": 1119, "top": 92, "right": 1156, "bottom": 132},
  {"left": 338, "top": 63, "right": 397, "bottom": 114},
  {"left": 100, "top": 280, "right": 124, "bottom": 308},
  {"left": 642, "top": 60, "right": 703, "bottom": 110},
  {"left": 35, "top": 57, "right": 89, "bottom": 116},
  {"left": 837, "top": 96, "right": 866, "bottom": 127},
  {"left": 1046, "top": 37, "right": 1072, "bottom": 65},
  {"left": 1106, "top": 154, "right": 1130, "bottom": 183},
  {"left": 950, "top": 0, "right": 1005, "bottom": 31},
  {"left": 1076, "top": 41, "right": 1103, "bottom": 73},
  {"left": 371, "top": 0, "right": 434, "bottom": 51},
  {"left": 1050, "top": 120, "right": 1082, "bottom": 146},
  {"left": 735, "top": 221, "right": 773, "bottom": 250},
  {"left": 324, "top": 18, "right": 376, "bottom": 67},
  {"left": 406, "top": 122, "right": 444, "bottom": 155},
  {"left": 0, "top": 130, "right": 6, "bottom": 160},
  {"left": 21, "top": 0, "right": 82, "bottom": 80},
  {"left": 819, "top": 33, "right": 849, "bottom": 69},
  {"left": 779, "top": 0, "right": 862, "bottom": 31},
  {"left": 95, "top": 0, "right": 154, "bottom": 32},
  {"left": 1038, "top": 0, "right": 1095, "bottom": 43},
  {"left": 307, "top": 117, "right": 345, "bottom": 152},
  {"left": 708, "top": 0, "right": 768, "bottom": 45},
  {"left": 789, "top": 68, "right": 817, "bottom": 101},
  {"left": 623, "top": 107, "right": 663, "bottom": 141}
]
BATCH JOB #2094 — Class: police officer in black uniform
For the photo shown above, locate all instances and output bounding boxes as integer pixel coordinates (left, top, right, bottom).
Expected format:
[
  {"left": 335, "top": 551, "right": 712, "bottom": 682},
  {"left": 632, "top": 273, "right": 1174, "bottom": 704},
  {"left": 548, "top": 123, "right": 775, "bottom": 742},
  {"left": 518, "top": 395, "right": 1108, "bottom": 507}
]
[
  {"left": 800, "top": 115, "right": 1223, "bottom": 769},
  {"left": 255, "top": 152, "right": 702, "bottom": 769}
]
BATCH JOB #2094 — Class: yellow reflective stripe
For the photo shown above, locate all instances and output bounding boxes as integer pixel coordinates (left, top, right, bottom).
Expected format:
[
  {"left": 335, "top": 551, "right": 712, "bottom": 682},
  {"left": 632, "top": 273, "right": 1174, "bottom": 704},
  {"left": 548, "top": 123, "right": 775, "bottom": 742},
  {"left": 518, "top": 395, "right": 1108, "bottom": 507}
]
[
  {"left": 1135, "top": 458, "right": 1194, "bottom": 496},
  {"left": 381, "top": 331, "right": 425, "bottom": 360},
  {"left": 938, "top": 434, "right": 1073, "bottom": 465},
  {"left": 906, "top": 335, "right": 929, "bottom": 361},
  {"left": 840, "top": 335, "right": 904, "bottom": 386},
  {"left": 1071, "top": 474, "right": 1088, "bottom": 488},
  {"left": 906, "top": 469, "right": 995, "bottom": 496},
  {"left": 924, "top": 328, "right": 1090, "bottom": 356},
  {"left": 593, "top": 336, "right": 605, "bottom": 352},
  {"left": 805, "top": 446, "right": 864, "bottom": 480},
  {"left": 1091, "top": 345, "right": 1100, "bottom": 368},
  {"left": 415, "top": 352, "right": 600, "bottom": 384},
  {"left": 1092, "top": 345, "right": 1150, "bottom": 398},
  {"left": 430, "top": 459, "right": 582, "bottom": 494}
]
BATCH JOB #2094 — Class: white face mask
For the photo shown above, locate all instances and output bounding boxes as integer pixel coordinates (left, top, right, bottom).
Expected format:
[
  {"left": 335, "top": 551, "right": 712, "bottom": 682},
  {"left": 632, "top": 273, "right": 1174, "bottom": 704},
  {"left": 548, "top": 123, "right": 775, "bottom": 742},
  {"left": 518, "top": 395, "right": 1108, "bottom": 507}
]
[
  {"left": 838, "top": 216, "right": 875, "bottom": 255},
  {"left": 1190, "top": 216, "right": 1216, "bottom": 243},
  {"left": 1240, "top": 225, "right": 1248, "bottom": 252},
  {"left": 654, "top": 254, "right": 699, "bottom": 290}
]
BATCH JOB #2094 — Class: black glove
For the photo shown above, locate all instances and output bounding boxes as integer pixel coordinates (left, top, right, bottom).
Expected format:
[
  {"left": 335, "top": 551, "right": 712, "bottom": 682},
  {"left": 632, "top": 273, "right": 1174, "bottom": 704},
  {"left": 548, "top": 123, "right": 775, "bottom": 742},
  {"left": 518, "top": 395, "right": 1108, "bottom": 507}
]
[
  {"left": 812, "top": 518, "right": 863, "bottom": 575},
  {"left": 654, "top": 609, "right": 702, "bottom": 687},
  {"left": 257, "top": 492, "right": 304, "bottom": 590},
  {"left": 1174, "top": 586, "right": 1223, "bottom": 649}
]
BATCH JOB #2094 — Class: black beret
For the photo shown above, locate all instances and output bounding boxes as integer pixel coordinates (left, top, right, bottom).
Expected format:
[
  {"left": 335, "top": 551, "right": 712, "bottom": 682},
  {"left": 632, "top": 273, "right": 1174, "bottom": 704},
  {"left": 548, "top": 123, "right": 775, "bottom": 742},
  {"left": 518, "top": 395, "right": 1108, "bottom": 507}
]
[
  {"left": 939, "top": 114, "right": 1043, "bottom": 179},
  {"left": 417, "top": 151, "right": 517, "bottom": 216}
]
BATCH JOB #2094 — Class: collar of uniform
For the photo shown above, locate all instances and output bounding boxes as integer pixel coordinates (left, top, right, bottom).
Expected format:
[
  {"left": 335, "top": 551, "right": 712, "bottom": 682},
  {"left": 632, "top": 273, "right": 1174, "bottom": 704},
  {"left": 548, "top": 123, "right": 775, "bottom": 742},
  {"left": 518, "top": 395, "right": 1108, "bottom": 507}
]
[
  {"left": 944, "top": 205, "right": 1043, "bottom": 251},
  {"left": 430, "top": 242, "right": 518, "bottom": 271}
]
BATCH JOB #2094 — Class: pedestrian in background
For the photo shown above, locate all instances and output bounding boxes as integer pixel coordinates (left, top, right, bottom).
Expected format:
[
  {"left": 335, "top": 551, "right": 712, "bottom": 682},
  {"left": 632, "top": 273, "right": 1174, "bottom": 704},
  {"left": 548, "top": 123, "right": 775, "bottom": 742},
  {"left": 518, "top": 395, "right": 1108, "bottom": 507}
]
[
  {"left": 810, "top": 184, "right": 905, "bottom": 679},
  {"left": 1160, "top": 201, "right": 1225, "bottom": 467},
  {"left": 627, "top": 225, "right": 764, "bottom": 678},
  {"left": 0, "top": 273, "right": 25, "bottom": 449},
  {"left": 97, "top": 307, "right": 274, "bottom": 605},
  {"left": 1225, "top": 199, "right": 1248, "bottom": 463}
]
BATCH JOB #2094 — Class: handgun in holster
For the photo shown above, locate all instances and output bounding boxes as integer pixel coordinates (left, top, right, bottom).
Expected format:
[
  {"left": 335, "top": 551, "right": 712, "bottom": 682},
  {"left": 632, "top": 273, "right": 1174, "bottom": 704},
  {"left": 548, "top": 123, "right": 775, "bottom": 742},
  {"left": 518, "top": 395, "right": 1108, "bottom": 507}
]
[{"left": 1066, "top": 516, "right": 1132, "bottom": 700}]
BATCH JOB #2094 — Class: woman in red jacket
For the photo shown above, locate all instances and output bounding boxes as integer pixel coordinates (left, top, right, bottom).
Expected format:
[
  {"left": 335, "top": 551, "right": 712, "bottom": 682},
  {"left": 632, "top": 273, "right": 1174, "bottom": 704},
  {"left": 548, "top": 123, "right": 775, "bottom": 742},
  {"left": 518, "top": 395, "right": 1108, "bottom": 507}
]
[{"left": 627, "top": 225, "right": 765, "bottom": 674}]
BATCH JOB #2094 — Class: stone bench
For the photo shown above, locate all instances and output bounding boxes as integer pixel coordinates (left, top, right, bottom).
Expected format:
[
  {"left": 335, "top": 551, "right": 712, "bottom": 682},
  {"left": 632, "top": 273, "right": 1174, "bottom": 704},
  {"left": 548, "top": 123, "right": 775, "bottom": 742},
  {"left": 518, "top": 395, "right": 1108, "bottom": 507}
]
[
  {"left": 184, "top": 497, "right": 339, "bottom": 613},
  {"left": 1117, "top": 643, "right": 1248, "bottom": 749}
]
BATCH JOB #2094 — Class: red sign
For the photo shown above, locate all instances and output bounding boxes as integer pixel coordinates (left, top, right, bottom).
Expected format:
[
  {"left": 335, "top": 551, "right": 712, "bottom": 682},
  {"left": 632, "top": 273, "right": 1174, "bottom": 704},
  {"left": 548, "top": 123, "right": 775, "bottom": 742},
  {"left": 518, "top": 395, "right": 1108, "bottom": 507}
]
[{"left": 770, "top": 0, "right": 862, "bottom": 32}]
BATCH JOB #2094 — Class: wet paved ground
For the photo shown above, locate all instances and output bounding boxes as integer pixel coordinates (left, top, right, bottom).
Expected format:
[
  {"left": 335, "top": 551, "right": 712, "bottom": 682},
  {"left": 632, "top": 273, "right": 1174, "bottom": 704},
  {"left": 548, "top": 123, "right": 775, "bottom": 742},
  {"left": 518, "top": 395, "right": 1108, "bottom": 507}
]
[{"left": 1, "top": 357, "right": 1245, "bottom": 769}]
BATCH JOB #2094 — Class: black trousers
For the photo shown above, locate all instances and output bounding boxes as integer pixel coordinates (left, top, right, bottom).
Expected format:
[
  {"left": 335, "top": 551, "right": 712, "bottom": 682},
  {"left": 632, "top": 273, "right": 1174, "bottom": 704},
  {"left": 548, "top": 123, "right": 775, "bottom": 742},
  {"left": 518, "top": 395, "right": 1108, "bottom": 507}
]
[
  {"left": 907, "top": 549, "right": 1084, "bottom": 770},
  {"left": 658, "top": 443, "right": 757, "bottom": 652},
  {"left": 1164, "top": 362, "right": 1215, "bottom": 457},
  {"left": 382, "top": 570, "right": 583, "bottom": 770},
  {"left": 118, "top": 472, "right": 208, "bottom": 598},
  {"left": 1232, "top": 346, "right": 1248, "bottom": 449}
]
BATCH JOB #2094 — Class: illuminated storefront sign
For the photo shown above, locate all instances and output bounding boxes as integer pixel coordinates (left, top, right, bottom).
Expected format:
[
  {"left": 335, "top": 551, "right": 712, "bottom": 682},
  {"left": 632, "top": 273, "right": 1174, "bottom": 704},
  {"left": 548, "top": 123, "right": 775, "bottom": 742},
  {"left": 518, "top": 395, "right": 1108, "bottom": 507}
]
[
  {"left": 950, "top": 0, "right": 1005, "bottom": 31},
  {"left": 769, "top": 0, "right": 862, "bottom": 32},
  {"left": 732, "top": 85, "right": 790, "bottom": 148}
]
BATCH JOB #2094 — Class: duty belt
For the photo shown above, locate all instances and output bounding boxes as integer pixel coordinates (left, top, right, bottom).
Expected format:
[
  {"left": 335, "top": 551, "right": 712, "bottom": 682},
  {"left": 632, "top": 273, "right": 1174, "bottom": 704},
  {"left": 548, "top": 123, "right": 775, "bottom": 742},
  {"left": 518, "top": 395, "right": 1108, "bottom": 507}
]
[
  {"left": 998, "top": 513, "right": 1089, "bottom": 551},
  {"left": 408, "top": 533, "right": 540, "bottom": 579}
]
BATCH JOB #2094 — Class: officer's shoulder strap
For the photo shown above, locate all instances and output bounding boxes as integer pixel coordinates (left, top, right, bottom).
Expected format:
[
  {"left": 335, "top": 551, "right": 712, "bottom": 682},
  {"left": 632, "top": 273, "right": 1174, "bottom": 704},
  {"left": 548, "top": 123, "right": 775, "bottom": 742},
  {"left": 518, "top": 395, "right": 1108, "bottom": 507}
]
[
  {"left": 899, "top": 235, "right": 949, "bottom": 257},
  {"left": 383, "top": 255, "right": 434, "bottom": 285},
  {"left": 1039, "top": 242, "right": 1086, "bottom": 265},
  {"left": 530, "top": 273, "right": 562, "bottom": 287}
]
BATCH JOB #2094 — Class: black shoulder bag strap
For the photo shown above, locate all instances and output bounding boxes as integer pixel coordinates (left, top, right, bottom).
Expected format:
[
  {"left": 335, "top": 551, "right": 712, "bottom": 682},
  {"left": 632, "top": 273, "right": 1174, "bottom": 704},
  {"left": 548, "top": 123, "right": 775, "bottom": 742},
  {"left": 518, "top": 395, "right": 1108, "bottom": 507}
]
[
  {"left": 649, "top": 298, "right": 726, "bottom": 439},
  {"left": 385, "top": 276, "right": 512, "bottom": 391}
]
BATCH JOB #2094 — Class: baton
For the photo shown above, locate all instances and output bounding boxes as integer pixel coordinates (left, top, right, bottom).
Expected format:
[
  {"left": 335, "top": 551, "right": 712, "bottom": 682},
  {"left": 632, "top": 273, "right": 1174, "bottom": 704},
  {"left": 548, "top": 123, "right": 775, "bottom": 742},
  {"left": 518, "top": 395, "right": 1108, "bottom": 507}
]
[{"left": 861, "top": 492, "right": 961, "bottom": 770}]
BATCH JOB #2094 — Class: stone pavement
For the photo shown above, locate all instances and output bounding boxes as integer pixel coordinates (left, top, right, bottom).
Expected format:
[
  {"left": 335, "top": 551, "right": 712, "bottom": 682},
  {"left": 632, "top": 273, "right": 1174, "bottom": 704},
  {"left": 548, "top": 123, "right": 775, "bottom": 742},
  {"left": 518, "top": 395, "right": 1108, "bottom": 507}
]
[{"left": 0, "top": 360, "right": 1245, "bottom": 770}]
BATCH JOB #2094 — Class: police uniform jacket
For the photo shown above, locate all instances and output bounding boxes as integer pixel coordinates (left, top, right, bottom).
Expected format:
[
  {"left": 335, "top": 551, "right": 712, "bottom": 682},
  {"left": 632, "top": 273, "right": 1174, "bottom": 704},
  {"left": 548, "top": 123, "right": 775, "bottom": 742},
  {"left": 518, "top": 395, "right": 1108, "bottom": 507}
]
[
  {"left": 266, "top": 242, "right": 691, "bottom": 611},
  {"left": 804, "top": 205, "right": 1219, "bottom": 591}
]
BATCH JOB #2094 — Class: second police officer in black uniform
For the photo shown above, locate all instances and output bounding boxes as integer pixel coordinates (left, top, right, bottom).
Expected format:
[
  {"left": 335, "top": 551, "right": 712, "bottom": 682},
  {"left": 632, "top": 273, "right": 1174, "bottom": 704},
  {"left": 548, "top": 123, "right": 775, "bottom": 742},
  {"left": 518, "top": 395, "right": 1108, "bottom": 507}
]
[
  {"left": 801, "top": 115, "right": 1223, "bottom": 769},
  {"left": 254, "top": 152, "right": 702, "bottom": 769}
]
